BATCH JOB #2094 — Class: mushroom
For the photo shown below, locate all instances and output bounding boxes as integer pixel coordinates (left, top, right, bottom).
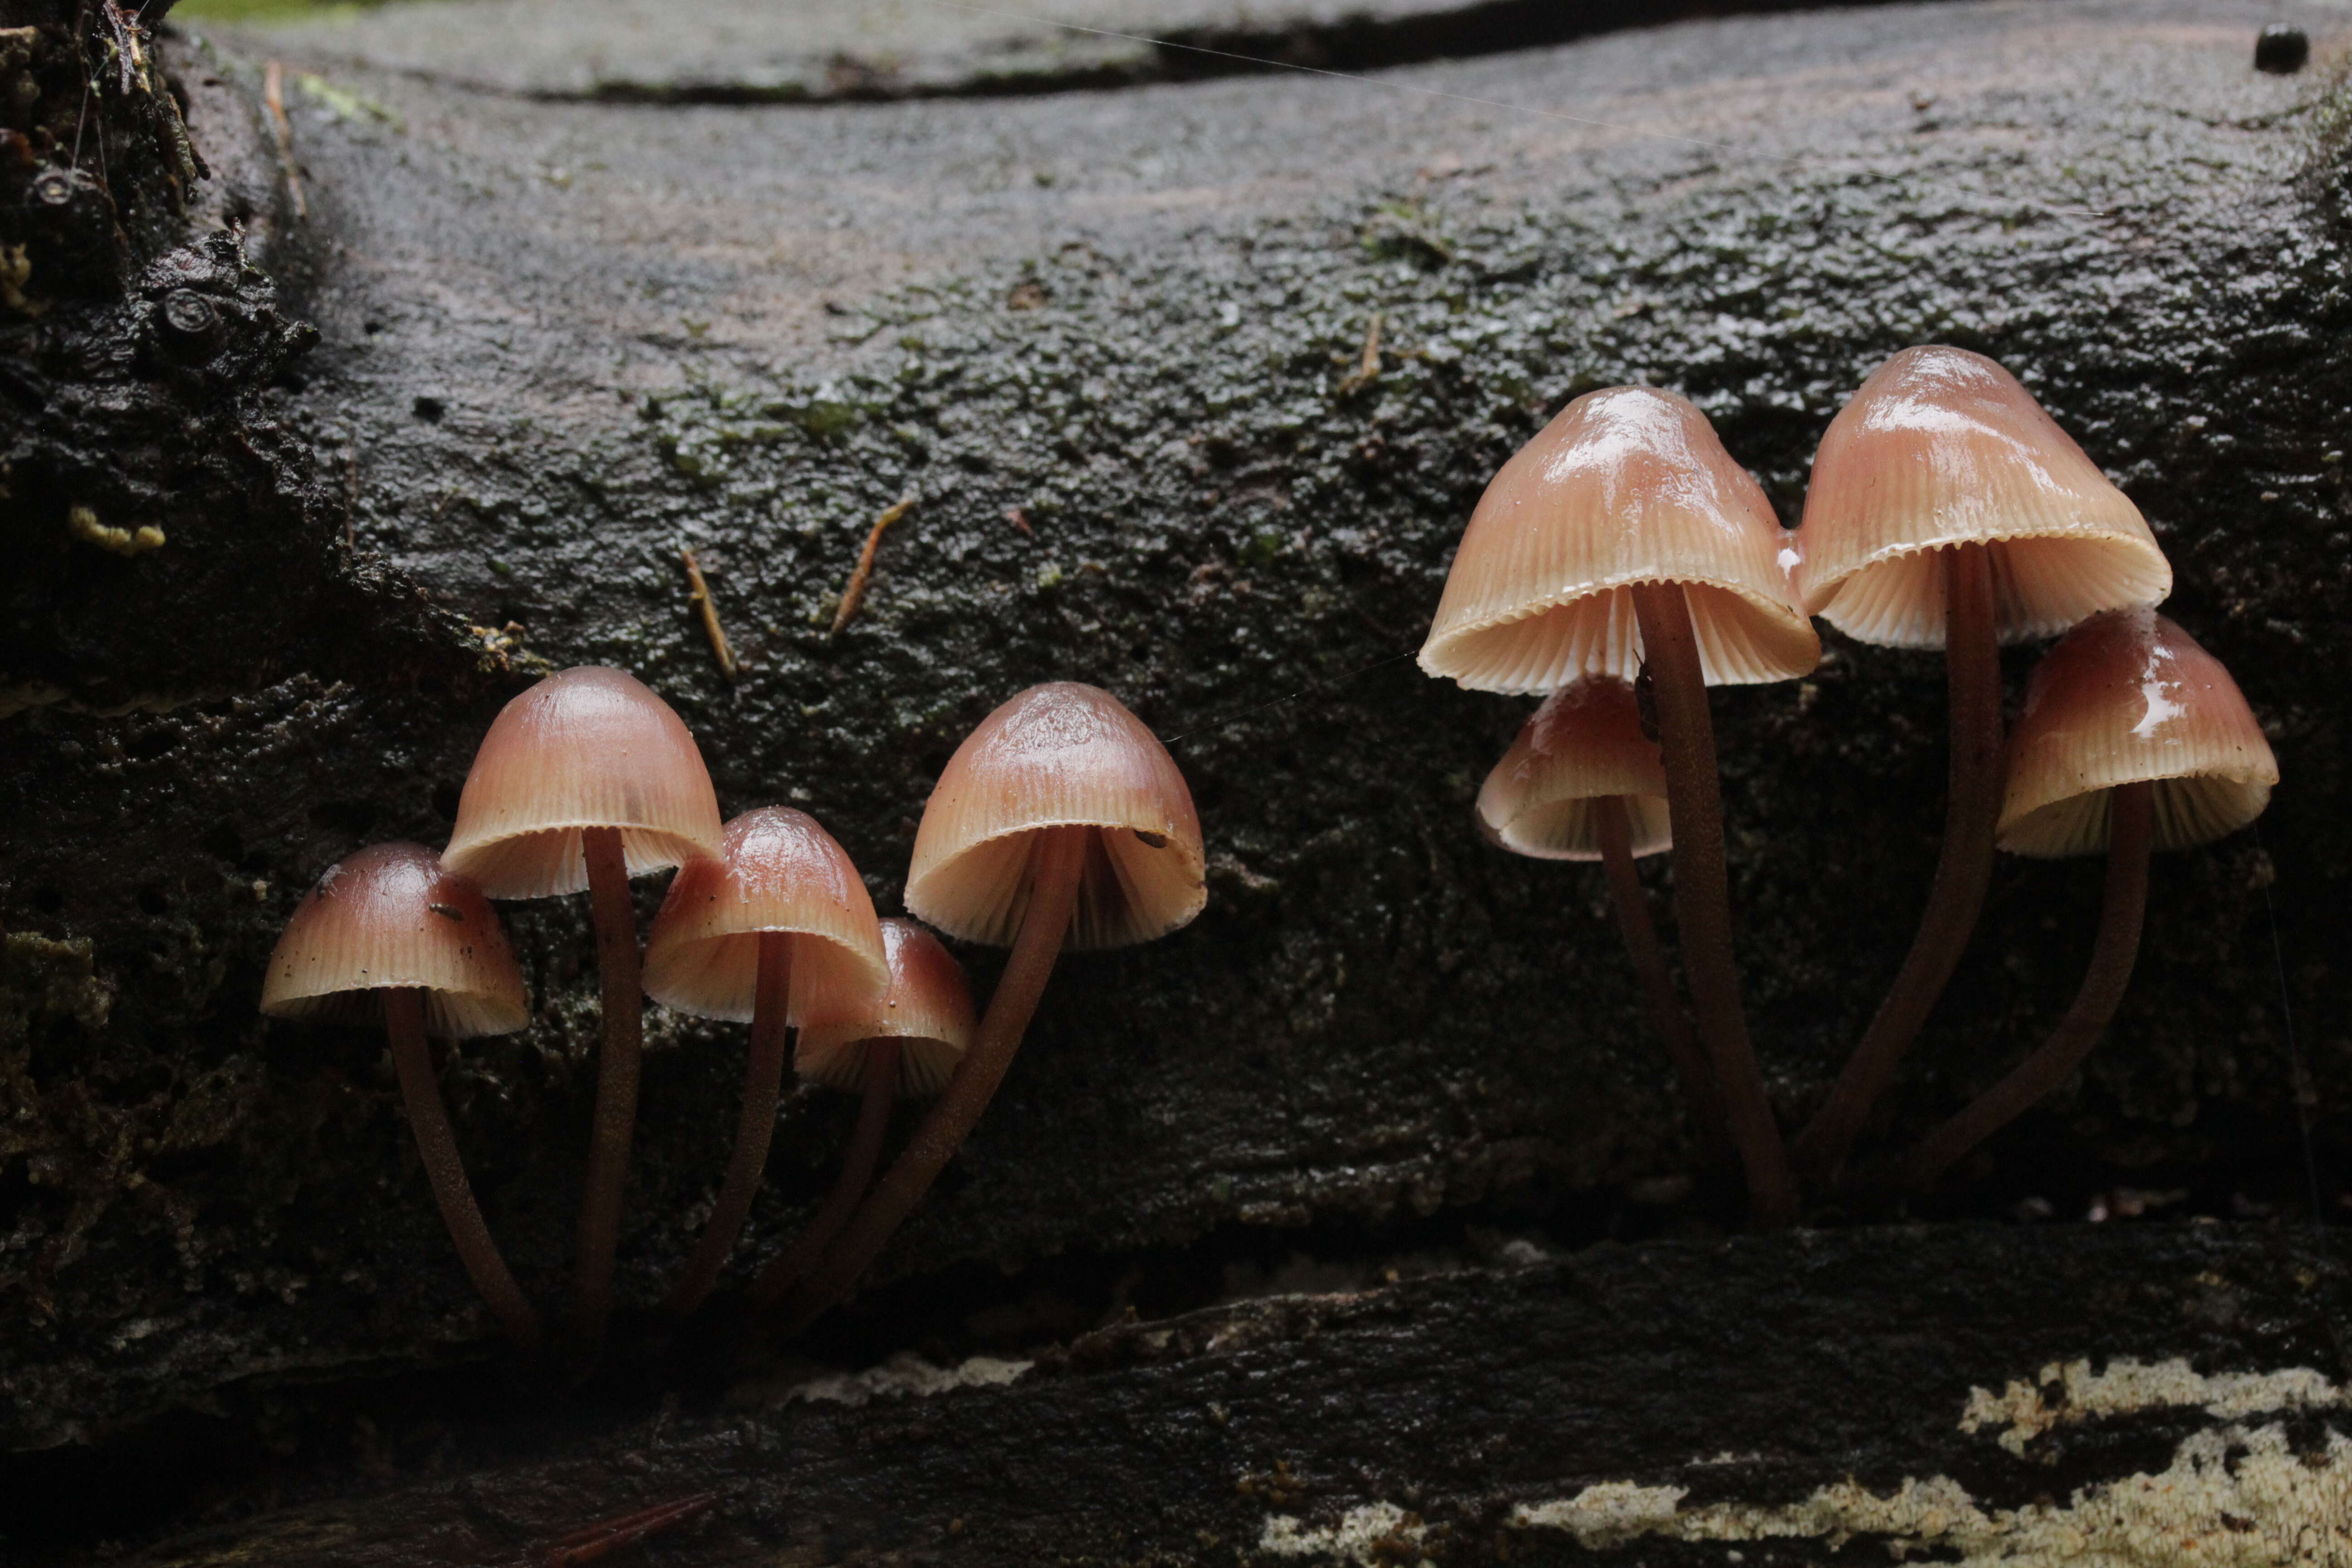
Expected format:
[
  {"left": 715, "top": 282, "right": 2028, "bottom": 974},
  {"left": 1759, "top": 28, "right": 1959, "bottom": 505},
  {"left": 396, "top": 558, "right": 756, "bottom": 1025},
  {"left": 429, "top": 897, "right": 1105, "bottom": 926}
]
[
  {"left": 1476, "top": 678, "right": 1728, "bottom": 1168},
  {"left": 747, "top": 917, "right": 975, "bottom": 1310},
  {"left": 1895, "top": 608, "right": 2275, "bottom": 1188},
  {"left": 260, "top": 842, "right": 540, "bottom": 1348},
  {"left": 642, "top": 807, "right": 888, "bottom": 1317},
  {"left": 441, "top": 666, "right": 723, "bottom": 1343},
  {"left": 1788, "top": 347, "right": 2172, "bottom": 1184},
  {"left": 775, "top": 681, "right": 1205, "bottom": 1328},
  {"left": 1421, "top": 386, "right": 1818, "bottom": 1226}
]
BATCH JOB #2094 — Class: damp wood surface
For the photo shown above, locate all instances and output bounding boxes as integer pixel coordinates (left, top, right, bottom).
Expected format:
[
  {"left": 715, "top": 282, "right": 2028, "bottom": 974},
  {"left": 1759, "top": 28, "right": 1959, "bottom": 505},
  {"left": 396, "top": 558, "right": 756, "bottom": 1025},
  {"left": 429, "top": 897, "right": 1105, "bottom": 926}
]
[
  {"left": 110, "top": 1225, "right": 2352, "bottom": 1565},
  {"left": 1, "top": 0, "right": 2349, "bottom": 1537}
]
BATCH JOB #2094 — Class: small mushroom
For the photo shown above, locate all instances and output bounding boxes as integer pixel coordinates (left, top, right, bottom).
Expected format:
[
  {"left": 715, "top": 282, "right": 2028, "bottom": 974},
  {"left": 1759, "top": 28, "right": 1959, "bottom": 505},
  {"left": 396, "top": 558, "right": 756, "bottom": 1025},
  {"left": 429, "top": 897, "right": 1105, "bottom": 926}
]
[
  {"left": 1897, "top": 609, "right": 2275, "bottom": 1187},
  {"left": 749, "top": 917, "right": 975, "bottom": 1310},
  {"left": 1421, "top": 386, "right": 1817, "bottom": 1226},
  {"left": 260, "top": 843, "right": 540, "bottom": 1348},
  {"left": 1790, "top": 347, "right": 2173, "bottom": 1185},
  {"left": 1476, "top": 678, "right": 1729, "bottom": 1171},
  {"left": 777, "top": 682, "right": 1205, "bottom": 1329},
  {"left": 441, "top": 666, "right": 724, "bottom": 1344},
  {"left": 642, "top": 808, "right": 887, "bottom": 1317}
]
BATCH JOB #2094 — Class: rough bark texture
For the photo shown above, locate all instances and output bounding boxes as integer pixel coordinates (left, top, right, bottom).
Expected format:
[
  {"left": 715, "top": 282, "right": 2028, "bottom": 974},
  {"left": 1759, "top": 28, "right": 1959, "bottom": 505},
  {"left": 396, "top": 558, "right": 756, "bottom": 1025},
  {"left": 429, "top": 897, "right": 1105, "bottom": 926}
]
[
  {"left": 2, "top": 0, "right": 2350, "bottom": 1554},
  {"left": 236, "top": 0, "right": 1943, "bottom": 102},
  {"left": 113, "top": 1225, "right": 2352, "bottom": 1565}
]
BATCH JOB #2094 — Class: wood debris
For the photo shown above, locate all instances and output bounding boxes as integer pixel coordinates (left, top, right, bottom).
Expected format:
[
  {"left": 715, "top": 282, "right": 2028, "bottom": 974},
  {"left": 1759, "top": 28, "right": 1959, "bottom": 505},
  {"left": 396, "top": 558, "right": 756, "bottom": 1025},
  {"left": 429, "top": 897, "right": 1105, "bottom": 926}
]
[
  {"left": 1336, "top": 312, "right": 1383, "bottom": 396},
  {"left": 680, "top": 547, "right": 739, "bottom": 681},
  {"left": 829, "top": 493, "right": 916, "bottom": 637},
  {"left": 263, "top": 60, "right": 304, "bottom": 220}
]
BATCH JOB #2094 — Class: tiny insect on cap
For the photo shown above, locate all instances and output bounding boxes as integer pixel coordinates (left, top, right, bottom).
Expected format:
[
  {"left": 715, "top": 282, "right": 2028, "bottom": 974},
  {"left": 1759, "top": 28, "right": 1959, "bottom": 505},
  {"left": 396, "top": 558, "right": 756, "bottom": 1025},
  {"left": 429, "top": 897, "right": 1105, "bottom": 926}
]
[
  {"left": 906, "top": 682, "right": 1206, "bottom": 950},
  {"left": 642, "top": 807, "right": 890, "bottom": 1024},
  {"left": 441, "top": 666, "right": 724, "bottom": 899},
  {"left": 795, "top": 918, "right": 976, "bottom": 1096},
  {"left": 1998, "top": 608, "right": 2277, "bottom": 858},
  {"left": 1476, "top": 677, "right": 1671, "bottom": 861},
  {"left": 260, "top": 842, "right": 529, "bottom": 1038},
  {"left": 1796, "top": 346, "right": 2171, "bottom": 648},
  {"left": 1419, "top": 386, "right": 1818, "bottom": 693}
]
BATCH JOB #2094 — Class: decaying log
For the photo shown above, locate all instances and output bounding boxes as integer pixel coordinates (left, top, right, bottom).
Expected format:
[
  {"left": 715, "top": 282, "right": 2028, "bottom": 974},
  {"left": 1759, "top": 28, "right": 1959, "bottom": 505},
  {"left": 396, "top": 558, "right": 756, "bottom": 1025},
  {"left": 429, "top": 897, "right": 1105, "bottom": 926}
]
[
  {"left": 128, "top": 1225, "right": 2352, "bottom": 1565},
  {"left": 1, "top": 0, "right": 2348, "bottom": 1553}
]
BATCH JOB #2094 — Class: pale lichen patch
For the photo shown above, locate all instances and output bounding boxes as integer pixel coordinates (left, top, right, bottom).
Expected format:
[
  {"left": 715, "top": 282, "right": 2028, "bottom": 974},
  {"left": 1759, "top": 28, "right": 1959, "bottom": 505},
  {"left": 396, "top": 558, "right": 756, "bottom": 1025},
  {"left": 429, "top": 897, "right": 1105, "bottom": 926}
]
[
  {"left": 1259, "top": 1502, "right": 1431, "bottom": 1567},
  {"left": 1513, "top": 1481, "right": 1686, "bottom": 1548},
  {"left": 1501, "top": 1424, "right": 2352, "bottom": 1567},
  {"left": 773, "top": 1351, "right": 1031, "bottom": 1407},
  {"left": 1961, "top": 1358, "right": 2346, "bottom": 1457}
]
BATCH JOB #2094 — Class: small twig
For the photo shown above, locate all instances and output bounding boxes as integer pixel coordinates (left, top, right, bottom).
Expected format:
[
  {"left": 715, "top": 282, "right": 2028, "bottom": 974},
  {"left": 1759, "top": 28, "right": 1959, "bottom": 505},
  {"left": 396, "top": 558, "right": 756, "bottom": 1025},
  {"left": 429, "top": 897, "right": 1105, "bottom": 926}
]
[
  {"left": 541, "top": 1492, "right": 719, "bottom": 1568},
  {"left": 1336, "top": 312, "right": 1383, "bottom": 396},
  {"left": 679, "top": 546, "right": 739, "bottom": 681},
  {"left": 263, "top": 60, "right": 304, "bottom": 220},
  {"left": 829, "top": 492, "right": 915, "bottom": 637},
  {"left": 69, "top": 0, "right": 91, "bottom": 170},
  {"left": 102, "top": 0, "right": 140, "bottom": 95}
]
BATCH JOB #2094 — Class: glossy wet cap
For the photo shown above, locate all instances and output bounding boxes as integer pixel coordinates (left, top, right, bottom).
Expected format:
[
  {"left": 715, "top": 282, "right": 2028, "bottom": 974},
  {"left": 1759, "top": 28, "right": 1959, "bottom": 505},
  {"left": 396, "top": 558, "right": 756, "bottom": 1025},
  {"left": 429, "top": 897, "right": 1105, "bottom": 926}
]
[
  {"left": 1419, "top": 386, "right": 1818, "bottom": 692},
  {"left": 642, "top": 808, "right": 890, "bottom": 1023},
  {"left": 1796, "top": 347, "right": 2171, "bottom": 648},
  {"left": 260, "top": 842, "right": 529, "bottom": 1038},
  {"left": 1476, "top": 678, "right": 1671, "bottom": 861},
  {"left": 795, "top": 918, "right": 975, "bottom": 1096},
  {"left": 906, "top": 682, "right": 1205, "bottom": 950},
  {"left": 1999, "top": 608, "right": 2276, "bottom": 858},
  {"left": 442, "top": 666, "right": 724, "bottom": 899}
]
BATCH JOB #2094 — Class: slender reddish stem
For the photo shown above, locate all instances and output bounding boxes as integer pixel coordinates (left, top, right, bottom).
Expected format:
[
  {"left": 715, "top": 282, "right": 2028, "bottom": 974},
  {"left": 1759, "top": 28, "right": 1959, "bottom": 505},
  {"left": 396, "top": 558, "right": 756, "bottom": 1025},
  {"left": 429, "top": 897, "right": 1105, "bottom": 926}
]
[
  {"left": 575, "top": 824, "right": 642, "bottom": 1346},
  {"left": 773, "top": 826, "right": 1086, "bottom": 1335},
  {"left": 1595, "top": 794, "right": 1734, "bottom": 1175},
  {"left": 748, "top": 1038, "right": 901, "bottom": 1310},
  {"left": 666, "top": 932, "right": 794, "bottom": 1316},
  {"left": 1630, "top": 582, "right": 1795, "bottom": 1227},
  {"left": 1793, "top": 544, "right": 2004, "bottom": 1185},
  {"left": 1898, "top": 781, "right": 2152, "bottom": 1190},
  {"left": 383, "top": 988, "right": 541, "bottom": 1348}
]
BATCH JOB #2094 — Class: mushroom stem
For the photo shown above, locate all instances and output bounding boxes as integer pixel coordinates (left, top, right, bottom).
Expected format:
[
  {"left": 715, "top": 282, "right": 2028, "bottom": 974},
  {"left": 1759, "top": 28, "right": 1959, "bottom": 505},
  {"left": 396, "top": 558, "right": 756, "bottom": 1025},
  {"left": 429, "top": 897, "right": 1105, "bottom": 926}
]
[
  {"left": 1594, "top": 794, "right": 1733, "bottom": 1174},
  {"left": 748, "top": 1038, "right": 901, "bottom": 1310},
  {"left": 383, "top": 988, "right": 541, "bottom": 1349},
  {"left": 1793, "top": 543, "right": 2003, "bottom": 1185},
  {"left": 575, "top": 824, "right": 643, "bottom": 1345},
  {"left": 666, "top": 932, "right": 794, "bottom": 1317},
  {"left": 1897, "top": 781, "right": 2152, "bottom": 1191},
  {"left": 1630, "top": 582, "right": 1795, "bottom": 1227},
  {"left": 775, "top": 826, "right": 1087, "bottom": 1333}
]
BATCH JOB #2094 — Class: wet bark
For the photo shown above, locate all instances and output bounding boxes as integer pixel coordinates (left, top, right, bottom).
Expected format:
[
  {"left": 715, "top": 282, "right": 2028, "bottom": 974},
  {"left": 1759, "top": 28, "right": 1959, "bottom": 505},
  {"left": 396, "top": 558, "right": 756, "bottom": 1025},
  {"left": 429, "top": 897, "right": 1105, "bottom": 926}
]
[
  {"left": 124, "top": 1225, "right": 2352, "bottom": 1566},
  {"left": 2, "top": 0, "right": 2348, "bottom": 1553}
]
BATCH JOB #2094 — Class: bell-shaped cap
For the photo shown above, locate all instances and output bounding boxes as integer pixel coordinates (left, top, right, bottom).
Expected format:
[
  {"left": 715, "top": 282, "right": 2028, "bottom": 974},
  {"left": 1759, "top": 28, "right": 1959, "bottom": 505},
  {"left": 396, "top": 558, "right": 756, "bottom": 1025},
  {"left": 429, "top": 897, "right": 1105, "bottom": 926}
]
[
  {"left": 906, "top": 682, "right": 1205, "bottom": 951},
  {"left": 260, "top": 842, "right": 529, "bottom": 1038},
  {"left": 442, "top": 666, "right": 724, "bottom": 899},
  {"left": 1998, "top": 608, "right": 2276, "bottom": 858},
  {"left": 1796, "top": 346, "right": 2171, "bottom": 648},
  {"left": 795, "top": 918, "right": 975, "bottom": 1097},
  {"left": 1476, "top": 678, "right": 1671, "bottom": 861},
  {"left": 642, "top": 807, "right": 889, "bottom": 1024},
  {"left": 1419, "top": 386, "right": 1819, "bottom": 693}
]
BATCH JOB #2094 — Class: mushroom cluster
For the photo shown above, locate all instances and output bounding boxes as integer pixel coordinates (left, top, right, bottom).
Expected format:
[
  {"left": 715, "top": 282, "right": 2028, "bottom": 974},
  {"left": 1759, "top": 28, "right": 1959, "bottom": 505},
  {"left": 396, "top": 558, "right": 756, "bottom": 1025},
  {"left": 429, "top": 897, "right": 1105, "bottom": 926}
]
[
  {"left": 261, "top": 669, "right": 1202, "bottom": 1351},
  {"left": 261, "top": 347, "right": 2274, "bottom": 1350},
  {"left": 1426, "top": 348, "right": 2278, "bottom": 1220}
]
